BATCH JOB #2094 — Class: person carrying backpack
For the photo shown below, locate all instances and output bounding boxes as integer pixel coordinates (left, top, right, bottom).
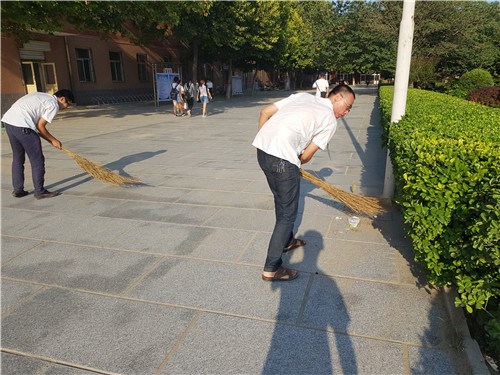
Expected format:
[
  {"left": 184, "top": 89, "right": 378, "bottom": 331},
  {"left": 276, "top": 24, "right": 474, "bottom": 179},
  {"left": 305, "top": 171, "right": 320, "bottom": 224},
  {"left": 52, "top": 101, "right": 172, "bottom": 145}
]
[
  {"left": 184, "top": 78, "right": 195, "bottom": 117},
  {"left": 170, "top": 77, "right": 180, "bottom": 117}
]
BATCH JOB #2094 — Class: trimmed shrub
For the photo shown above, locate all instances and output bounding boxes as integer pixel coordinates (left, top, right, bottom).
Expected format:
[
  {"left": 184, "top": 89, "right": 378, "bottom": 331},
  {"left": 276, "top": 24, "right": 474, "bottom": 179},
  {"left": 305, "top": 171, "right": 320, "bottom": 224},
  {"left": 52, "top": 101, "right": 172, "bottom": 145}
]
[
  {"left": 448, "top": 68, "right": 494, "bottom": 99},
  {"left": 379, "top": 86, "right": 500, "bottom": 316},
  {"left": 466, "top": 86, "right": 500, "bottom": 108}
]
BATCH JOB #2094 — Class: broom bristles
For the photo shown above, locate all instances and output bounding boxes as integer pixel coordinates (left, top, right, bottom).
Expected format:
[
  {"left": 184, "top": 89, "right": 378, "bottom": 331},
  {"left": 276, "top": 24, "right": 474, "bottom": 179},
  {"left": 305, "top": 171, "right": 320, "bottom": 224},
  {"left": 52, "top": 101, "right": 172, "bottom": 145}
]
[
  {"left": 300, "top": 169, "right": 384, "bottom": 215},
  {"left": 62, "top": 147, "right": 142, "bottom": 186}
]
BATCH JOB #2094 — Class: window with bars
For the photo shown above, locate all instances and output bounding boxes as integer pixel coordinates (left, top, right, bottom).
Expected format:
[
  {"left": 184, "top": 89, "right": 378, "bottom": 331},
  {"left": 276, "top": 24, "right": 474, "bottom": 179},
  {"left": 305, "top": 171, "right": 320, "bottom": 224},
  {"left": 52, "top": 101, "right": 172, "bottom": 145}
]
[
  {"left": 75, "top": 48, "right": 94, "bottom": 82},
  {"left": 137, "top": 54, "right": 148, "bottom": 81},
  {"left": 109, "top": 51, "right": 124, "bottom": 82}
]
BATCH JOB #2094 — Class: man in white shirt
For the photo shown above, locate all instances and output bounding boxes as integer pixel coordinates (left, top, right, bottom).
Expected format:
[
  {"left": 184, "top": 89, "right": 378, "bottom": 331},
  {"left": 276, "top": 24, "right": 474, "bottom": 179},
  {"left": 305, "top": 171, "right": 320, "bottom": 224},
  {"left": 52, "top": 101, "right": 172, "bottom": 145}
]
[
  {"left": 253, "top": 84, "right": 355, "bottom": 281},
  {"left": 2, "top": 89, "right": 74, "bottom": 199},
  {"left": 312, "top": 73, "right": 330, "bottom": 98}
]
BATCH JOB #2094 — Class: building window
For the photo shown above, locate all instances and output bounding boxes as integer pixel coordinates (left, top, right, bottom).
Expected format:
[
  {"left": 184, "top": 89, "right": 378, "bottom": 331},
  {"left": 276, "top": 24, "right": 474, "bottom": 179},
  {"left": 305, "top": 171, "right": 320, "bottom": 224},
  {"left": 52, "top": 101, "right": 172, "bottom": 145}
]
[
  {"left": 75, "top": 48, "right": 94, "bottom": 82},
  {"left": 137, "top": 54, "right": 148, "bottom": 81},
  {"left": 109, "top": 51, "right": 124, "bottom": 82}
]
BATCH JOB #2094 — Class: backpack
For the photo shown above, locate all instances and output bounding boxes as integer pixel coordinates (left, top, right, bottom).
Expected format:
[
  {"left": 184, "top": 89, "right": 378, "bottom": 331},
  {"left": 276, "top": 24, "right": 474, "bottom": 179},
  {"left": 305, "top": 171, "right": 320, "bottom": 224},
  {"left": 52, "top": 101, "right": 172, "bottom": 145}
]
[
  {"left": 184, "top": 83, "right": 192, "bottom": 100},
  {"left": 170, "top": 83, "right": 178, "bottom": 100}
]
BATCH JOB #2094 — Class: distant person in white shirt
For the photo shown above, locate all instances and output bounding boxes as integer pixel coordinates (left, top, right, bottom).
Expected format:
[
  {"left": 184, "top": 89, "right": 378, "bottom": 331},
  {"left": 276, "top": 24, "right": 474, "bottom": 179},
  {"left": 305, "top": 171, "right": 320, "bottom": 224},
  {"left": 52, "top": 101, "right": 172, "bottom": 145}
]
[
  {"left": 253, "top": 84, "right": 355, "bottom": 281},
  {"left": 312, "top": 74, "right": 330, "bottom": 98}
]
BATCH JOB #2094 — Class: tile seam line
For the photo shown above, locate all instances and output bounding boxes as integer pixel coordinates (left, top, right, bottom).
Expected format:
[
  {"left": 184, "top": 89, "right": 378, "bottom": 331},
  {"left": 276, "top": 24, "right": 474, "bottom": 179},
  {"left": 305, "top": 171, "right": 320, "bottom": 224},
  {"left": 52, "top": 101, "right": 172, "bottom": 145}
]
[
  {"left": 1, "top": 197, "right": 380, "bottom": 214},
  {"left": 2, "top": 265, "right": 430, "bottom": 298},
  {"left": 1, "top": 228, "right": 408, "bottom": 248},
  {"left": 0, "top": 348, "right": 118, "bottom": 375},
  {"left": 0, "top": 281, "right": 434, "bottom": 350},
  {"left": 153, "top": 311, "right": 202, "bottom": 375}
]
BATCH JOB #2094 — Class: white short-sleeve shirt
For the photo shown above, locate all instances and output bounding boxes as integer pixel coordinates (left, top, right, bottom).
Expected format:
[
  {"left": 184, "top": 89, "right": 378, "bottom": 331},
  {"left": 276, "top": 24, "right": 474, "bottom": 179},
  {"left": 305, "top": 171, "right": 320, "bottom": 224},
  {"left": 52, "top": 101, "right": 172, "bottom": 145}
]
[
  {"left": 1, "top": 92, "right": 59, "bottom": 132},
  {"left": 313, "top": 78, "right": 330, "bottom": 97},
  {"left": 252, "top": 93, "right": 337, "bottom": 167}
]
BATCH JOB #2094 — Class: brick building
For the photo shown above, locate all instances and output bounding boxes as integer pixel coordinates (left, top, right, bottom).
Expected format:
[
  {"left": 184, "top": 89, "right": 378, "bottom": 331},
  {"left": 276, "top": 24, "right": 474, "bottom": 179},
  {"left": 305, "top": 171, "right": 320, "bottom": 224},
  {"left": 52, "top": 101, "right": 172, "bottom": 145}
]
[{"left": 1, "top": 29, "right": 188, "bottom": 114}]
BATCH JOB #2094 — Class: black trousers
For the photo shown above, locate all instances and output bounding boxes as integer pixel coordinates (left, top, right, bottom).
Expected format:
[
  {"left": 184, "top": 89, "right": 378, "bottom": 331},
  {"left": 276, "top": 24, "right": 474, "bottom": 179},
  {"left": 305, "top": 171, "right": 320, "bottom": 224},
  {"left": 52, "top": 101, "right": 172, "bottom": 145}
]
[{"left": 4, "top": 123, "right": 46, "bottom": 194}]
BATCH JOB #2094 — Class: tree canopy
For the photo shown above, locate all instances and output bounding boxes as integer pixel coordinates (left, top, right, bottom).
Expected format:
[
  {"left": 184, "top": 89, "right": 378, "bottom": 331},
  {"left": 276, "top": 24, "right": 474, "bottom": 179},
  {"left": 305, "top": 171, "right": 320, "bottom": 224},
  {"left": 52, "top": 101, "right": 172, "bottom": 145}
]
[{"left": 2, "top": 0, "right": 498, "bottom": 78}]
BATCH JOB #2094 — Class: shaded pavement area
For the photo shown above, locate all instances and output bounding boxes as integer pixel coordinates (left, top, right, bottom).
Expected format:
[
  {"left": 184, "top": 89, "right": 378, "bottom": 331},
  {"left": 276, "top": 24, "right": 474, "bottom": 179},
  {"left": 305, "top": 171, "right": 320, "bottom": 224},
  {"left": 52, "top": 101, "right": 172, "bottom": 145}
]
[{"left": 1, "top": 87, "right": 486, "bottom": 374}]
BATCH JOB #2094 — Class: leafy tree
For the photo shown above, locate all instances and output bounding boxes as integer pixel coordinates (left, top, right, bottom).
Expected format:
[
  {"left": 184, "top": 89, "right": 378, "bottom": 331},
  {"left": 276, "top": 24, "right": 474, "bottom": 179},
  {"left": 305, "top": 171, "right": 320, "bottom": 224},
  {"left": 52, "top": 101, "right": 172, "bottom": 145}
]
[
  {"left": 1, "top": 1, "right": 181, "bottom": 45},
  {"left": 167, "top": 2, "right": 214, "bottom": 82}
]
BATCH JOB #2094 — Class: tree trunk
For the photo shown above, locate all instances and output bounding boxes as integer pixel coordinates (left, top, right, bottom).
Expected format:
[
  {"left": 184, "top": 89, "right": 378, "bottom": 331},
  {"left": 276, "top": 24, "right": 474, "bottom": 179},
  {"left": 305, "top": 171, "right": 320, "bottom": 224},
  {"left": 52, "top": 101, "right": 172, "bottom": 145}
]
[
  {"left": 251, "top": 69, "right": 258, "bottom": 96},
  {"left": 285, "top": 71, "right": 291, "bottom": 90},
  {"left": 192, "top": 39, "right": 199, "bottom": 82},
  {"left": 226, "top": 59, "right": 232, "bottom": 99}
]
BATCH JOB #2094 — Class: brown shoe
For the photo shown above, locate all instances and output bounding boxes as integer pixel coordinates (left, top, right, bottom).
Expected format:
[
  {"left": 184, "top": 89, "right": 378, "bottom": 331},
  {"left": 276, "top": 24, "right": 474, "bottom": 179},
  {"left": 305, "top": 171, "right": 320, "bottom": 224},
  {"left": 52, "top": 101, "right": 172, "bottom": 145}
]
[
  {"left": 284, "top": 238, "right": 306, "bottom": 252},
  {"left": 262, "top": 267, "right": 298, "bottom": 281},
  {"left": 34, "top": 191, "right": 60, "bottom": 199},
  {"left": 12, "top": 190, "right": 29, "bottom": 198}
]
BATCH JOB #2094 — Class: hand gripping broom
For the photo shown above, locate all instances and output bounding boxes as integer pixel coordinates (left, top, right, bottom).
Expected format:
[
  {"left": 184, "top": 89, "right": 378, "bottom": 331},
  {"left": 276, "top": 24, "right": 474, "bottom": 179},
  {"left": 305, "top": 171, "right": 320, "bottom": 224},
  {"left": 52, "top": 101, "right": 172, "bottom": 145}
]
[
  {"left": 300, "top": 169, "right": 384, "bottom": 215},
  {"left": 61, "top": 147, "right": 142, "bottom": 186}
]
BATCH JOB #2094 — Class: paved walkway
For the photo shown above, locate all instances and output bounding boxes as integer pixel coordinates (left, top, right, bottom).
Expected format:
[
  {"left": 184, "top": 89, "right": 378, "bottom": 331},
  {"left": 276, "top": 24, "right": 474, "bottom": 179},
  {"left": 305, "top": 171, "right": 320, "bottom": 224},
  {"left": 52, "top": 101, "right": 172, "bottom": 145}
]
[{"left": 1, "top": 87, "right": 484, "bottom": 374}]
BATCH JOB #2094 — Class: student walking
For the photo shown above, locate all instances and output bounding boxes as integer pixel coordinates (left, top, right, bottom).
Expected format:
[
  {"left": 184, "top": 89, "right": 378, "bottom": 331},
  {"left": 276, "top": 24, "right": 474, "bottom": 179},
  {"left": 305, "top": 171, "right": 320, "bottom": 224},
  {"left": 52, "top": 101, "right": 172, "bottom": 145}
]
[
  {"left": 176, "top": 79, "right": 186, "bottom": 117},
  {"left": 312, "top": 73, "right": 330, "bottom": 98},
  {"left": 171, "top": 77, "right": 180, "bottom": 117},
  {"left": 197, "top": 80, "right": 212, "bottom": 118},
  {"left": 184, "top": 78, "right": 195, "bottom": 117}
]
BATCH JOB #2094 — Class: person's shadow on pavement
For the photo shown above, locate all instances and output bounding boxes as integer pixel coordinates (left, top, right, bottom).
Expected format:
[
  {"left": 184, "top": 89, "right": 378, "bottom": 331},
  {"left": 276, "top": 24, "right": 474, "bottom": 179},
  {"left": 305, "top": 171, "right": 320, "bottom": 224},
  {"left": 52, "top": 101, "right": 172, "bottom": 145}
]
[{"left": 262, "top": 230, "right": 356, "bottom": 374}]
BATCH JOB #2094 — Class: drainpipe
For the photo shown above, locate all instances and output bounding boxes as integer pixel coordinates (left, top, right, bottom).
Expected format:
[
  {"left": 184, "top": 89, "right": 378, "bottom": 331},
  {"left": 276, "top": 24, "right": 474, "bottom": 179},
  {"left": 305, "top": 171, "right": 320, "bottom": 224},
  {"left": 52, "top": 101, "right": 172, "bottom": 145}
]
[{"left": 64, "top": 36, "right": 74, "bottom": 93}]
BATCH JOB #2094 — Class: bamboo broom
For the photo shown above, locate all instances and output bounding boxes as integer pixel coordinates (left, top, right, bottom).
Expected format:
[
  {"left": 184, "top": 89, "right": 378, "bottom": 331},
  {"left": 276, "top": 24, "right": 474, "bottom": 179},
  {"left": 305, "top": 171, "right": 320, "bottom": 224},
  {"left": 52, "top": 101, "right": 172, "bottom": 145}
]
[
  {"left": 300, "top": 169, "right": 384, "bottom": 215},
  {"left": 61, "top": 147, "right": 142, "bottom": 186}
]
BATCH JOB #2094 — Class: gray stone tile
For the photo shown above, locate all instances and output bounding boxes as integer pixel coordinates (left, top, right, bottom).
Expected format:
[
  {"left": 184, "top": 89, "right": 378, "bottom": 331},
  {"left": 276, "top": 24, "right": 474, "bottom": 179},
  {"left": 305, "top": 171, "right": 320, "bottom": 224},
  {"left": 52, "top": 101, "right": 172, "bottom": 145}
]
[
  {"left": 177, "top": 190, "right": 274, "bottom": 210},
  {"left": 409, "top": 346, "right": 466, "bottom": 375},
  {"left": 158, "top": 175, "right": 250, "bottom": 191},
  {"left": 288, "top": 237, "right": 398, "bottom": 282},
  {"left": 1, "top": 279, "right": 43, "bottom": 314},
  {"left": 160, "top": 312, "right": 404, "bottom": 375},
  {"left": 242, "top": 179, "right": 273, "bottom": 193},
  {"left": 1, "top": 288, "right": 197, "bottom": 374},
  {"left": 1, "top": 194, "right": 126, "bottom": 216},
  {"left": 45, "top": 364, "right": 103, "bottom": 375},
  {"left": 1, "top": 352, "right": 50, "bottom": 375},
  {"left": 299, "top": 193, "right": 347, "bottom": 216},
  {"left": 99, "top": 200, "right": 220, "bottom": 225},
  {"left": 327, "top": 214, "right": 412, "bottom": 247},
  {"left": 293, "top": 213, "right": 332, "bottom": 239},
  {"left": 127, "top": 259, "right": 308, "bottom": 322},
  {"left": 301, "top": 275, "right": 447, "bottom": 346},
  {"left": 2, "top": 210, "right": 137, "bottom": 246},
  {"left": 87, "top": 185, "right": 190, "bottom": 203},
  {"left": 108, "top": 221, "right": 253, "bottom": 261},
  {"left": 213, "top": 168, "right": 264, "bottom": 181},
  {"left": 239, "top": 231, "right": 397, "bottom": 282},
  {"left": 2, "top": 242, "right": 161, "bottom": 294},
  {"left": 1, "top": 208, "right": 49, "bottom": 232},
  {"left": 1, "top": 236, "right": 42, "bottom": 264},
  {"left": 203, "top": 207, "right": 275, "bottom": 231},
  {"left": 237, "top": 231, "right": 271, "bottom": 266}
]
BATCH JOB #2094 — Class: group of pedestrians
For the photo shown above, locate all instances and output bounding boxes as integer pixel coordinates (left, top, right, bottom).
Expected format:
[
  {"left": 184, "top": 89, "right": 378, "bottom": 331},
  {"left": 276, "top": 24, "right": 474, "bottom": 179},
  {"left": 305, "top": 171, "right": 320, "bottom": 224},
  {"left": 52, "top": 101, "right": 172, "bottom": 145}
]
[{"left": 171, "top": 77, "right": 213, "bottom": 118}]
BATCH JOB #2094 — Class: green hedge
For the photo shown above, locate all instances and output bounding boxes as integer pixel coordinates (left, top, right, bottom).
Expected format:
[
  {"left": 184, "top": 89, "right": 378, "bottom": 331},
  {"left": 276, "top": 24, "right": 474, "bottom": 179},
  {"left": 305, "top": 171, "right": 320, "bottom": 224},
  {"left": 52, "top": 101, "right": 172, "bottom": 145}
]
[
  {"left": 379, "top": 86, "right": 500, "bottom": 313},
  {"left": 448, "top": 68, "right": 494, "bottom": 99}
]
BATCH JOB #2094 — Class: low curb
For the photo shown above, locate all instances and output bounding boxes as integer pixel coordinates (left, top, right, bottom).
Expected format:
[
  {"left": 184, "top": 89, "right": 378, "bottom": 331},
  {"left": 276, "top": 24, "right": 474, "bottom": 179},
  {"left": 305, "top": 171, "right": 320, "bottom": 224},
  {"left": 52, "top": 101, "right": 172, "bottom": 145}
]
[{"left": 442, "top": 286, "right": 490, "bottom": 374}]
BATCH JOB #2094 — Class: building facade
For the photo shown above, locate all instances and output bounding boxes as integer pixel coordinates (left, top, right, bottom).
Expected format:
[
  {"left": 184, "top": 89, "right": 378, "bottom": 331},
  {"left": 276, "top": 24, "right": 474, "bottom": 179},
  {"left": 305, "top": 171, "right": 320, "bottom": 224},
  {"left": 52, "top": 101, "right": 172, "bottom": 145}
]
[{"left": 1, "top": 29, "right": 187, "bottom": 114}]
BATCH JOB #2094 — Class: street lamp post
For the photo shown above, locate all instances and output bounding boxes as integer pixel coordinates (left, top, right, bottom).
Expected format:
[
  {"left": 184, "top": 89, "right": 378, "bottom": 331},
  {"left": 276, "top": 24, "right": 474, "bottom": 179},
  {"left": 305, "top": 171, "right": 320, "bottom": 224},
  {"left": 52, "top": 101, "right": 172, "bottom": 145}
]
[{"left": 382, "top": 0, "right": 415, "bottom": 199}]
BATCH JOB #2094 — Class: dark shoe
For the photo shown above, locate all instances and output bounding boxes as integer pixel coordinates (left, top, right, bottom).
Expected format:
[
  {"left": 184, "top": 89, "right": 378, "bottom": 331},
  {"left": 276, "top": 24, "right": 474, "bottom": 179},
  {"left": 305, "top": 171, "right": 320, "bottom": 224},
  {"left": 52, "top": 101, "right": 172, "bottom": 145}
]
[
  {"left": 34, "top": 191, "right": 60, "bottom": 199},
  {"left": 12, "top": 190, "right": 29, "bottom": 198},
  {"left": 283, "top": 238, "right": 306, "bottom": 253},
  {"left": 262, "top": 267, "right": 298, "bottom": 281}
]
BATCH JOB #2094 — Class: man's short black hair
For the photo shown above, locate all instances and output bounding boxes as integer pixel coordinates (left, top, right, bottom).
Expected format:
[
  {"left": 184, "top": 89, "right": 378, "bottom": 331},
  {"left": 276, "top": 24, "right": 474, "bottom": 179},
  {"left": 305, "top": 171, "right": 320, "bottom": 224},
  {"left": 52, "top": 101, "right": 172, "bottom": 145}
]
[
  {"left": 54, "top": 89, "right": 75, "bottom": 103},
  {"left": 328, "top": 84, "right": 355, "bottom": 100}
]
